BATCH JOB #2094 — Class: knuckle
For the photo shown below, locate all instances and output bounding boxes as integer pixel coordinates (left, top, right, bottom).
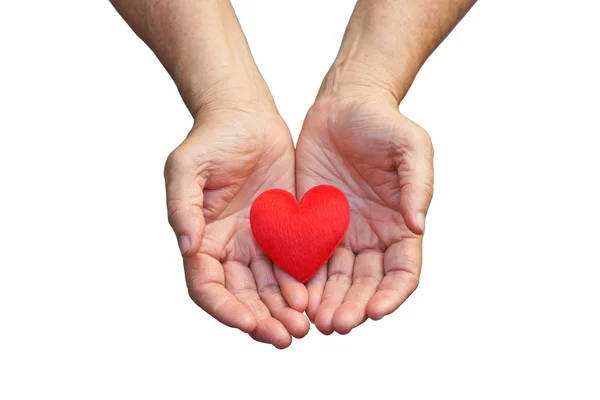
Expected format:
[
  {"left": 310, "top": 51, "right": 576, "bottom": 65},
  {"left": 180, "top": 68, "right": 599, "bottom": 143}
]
[
  {"left": 422, "top": 180, "right": 434, "bottom": 200},
  {"left": 328, "top": 271, "right": 353, "bottom": 284},
  {"left": 166, "top": 200, "right": 185, "bottom": 228},
  {"left": 407, "top": 123, "right": 433, "bottom": 155},
  {"left": 164, "top": 146, "right": 192, "bottom": 179}
]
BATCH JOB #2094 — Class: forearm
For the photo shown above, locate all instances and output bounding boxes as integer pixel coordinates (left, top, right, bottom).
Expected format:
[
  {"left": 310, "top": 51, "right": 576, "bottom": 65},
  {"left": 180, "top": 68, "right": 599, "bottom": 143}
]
[
  {"left": 110, "top": 0, "right": 273, "bottom": 117},
  {"left": 320, "top": 0, "right": 477, "bottom": 103}
]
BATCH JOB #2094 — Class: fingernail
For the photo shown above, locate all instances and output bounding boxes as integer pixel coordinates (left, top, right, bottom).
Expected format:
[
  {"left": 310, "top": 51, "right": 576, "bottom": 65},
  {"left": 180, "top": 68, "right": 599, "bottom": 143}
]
[
  {"left": 417, "top": 212, "right": 426, "bottom": 232},
  {"left": 178, "top": 235, "right": 190, "bottom": 256}
]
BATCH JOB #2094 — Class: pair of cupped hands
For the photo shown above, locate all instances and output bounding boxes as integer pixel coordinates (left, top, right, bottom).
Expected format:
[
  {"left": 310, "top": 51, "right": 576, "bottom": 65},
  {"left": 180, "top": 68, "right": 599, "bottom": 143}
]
[{"left": 164, "top": 66, "right": 434, "bottom": 349}]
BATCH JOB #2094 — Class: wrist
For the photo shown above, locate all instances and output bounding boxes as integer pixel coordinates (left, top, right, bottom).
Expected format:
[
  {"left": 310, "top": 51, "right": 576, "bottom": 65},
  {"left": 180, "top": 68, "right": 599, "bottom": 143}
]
[
  {"left": 182, "top": 66, "right": 276, "bottom": 122},
  {"left": 135, "top": 0, "right": 275, "bottom": 119},
  {"left": 172, "top": 22, "right": 275, "bottom": 119},
  {"left": 317, "top": 0, "right": 425, "bottom": 105},
  {"left": 317, "top": 59, "right": 403, "bottom": 106}
]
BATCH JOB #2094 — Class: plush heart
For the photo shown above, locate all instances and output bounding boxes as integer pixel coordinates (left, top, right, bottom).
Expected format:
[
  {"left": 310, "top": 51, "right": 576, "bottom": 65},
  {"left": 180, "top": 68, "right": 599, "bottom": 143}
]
[{"left": 250, "top": 185, "right": 350, "bottom": 283}]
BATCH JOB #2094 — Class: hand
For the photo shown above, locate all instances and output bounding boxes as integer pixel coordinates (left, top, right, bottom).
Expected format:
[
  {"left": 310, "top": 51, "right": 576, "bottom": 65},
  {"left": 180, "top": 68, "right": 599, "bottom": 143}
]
[
  {"left": 165, "top": 106, "right": 309, "bottom": 348},
  {"left": 296, "top": 87, "right": 434, "bottom": 335}
]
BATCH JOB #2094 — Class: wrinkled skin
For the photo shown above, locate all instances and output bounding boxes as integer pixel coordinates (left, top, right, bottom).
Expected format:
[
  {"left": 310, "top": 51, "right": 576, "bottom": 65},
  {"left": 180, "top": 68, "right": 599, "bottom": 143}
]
[
  {"left": 296, "top": 93, "right": 434, "bottom": 335},
  {"left": 165, "top": 110, "right": 309, "bottom": 349}
]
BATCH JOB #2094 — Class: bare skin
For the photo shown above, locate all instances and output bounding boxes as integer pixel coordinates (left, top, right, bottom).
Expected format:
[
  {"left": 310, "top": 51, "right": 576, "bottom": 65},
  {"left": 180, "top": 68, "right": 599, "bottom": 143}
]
[
  {"left": 296, "top": 0, "right": 476, "bottom": 334},
  {"left": 111, "top": 0, "right": 476, "bottom": 346},
  {"left": 111, "top": 0, "right": 309, "bottom": 348},
  {"left": 297, "top": 88, "right": 432, "bottom": 334},
  {"left": 166, "top": 108, "right": 308, "bottom": 349}
]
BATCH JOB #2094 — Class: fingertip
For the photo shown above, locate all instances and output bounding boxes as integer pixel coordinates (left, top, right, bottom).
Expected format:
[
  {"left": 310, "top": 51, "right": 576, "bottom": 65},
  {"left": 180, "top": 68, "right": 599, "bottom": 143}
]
[
  {"left": 332, "top": 304, "right": 368, "bottom": 335},
  {"left": 273, "top": 308, "right": 310, "bottom": 339},
  {"left": 332, "top": 310, "right": 355, "bottom": 335},
  {"left": 288, "top": 316, "right": 310, "bottom": 339},
  {"left": 366, "top": 304, "right": 385, "bottom": 321},
  {"left": 415, "top": 212, "right": 425, "bottom": 235},
  {"left": 403, "top": 211, "right": 424, "bottom": 236},
  {"left": 178, "top": 235, "right": 191, "bottom": 256},
  {"left": 167, "top": 205, "right": 205, "bottom": 257},
  {"left": 314, "top": 306, "right": 335, "bottom": 335},
  {"left": 273, "top": 337, "right": 293, "bottom": 350},
  {"left": 287, "top": 284, "right": 309, "bottom": 313},
  {"left": 250, "top": 318, "right": 292, "bottom": 349},
  {"left": 294, "top": 314, "right": 311, "bottom": 339},
  {"left": 398, "top": 182, "right": 430, "bottom": 236},
  {"left": 366, "top": 293, "right": 393, "bottom": 321},
  {"left": 270, "top": 328, "right": 293, "bottom": 349}
]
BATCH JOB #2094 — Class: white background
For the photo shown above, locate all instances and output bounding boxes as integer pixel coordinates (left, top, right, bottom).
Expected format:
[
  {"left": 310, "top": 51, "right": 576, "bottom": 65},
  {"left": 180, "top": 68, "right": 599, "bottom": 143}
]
[{"left": 1, "top": 0, "right": 599, "bottom": 398}]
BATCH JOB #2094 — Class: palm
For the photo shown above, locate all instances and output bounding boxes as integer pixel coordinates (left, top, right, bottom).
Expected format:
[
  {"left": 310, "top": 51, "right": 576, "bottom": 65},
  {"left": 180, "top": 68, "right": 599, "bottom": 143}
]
[
  {"left": 195, "top": 118, "right": 293, "bottom": 265},
  {"left": 166, "top": 112, "right": 308, "bottom": 348},
  {"left": 297, "top": 111, "right": 413, "bottom": 252},
  {"left": 296, "top": 98, "right": 433, "bottom": 334}
]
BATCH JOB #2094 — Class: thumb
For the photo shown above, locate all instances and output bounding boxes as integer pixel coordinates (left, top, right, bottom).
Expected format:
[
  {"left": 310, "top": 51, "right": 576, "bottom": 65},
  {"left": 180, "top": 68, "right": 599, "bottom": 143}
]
[
  {"left": 397, "top": 123, "right": 434, "bottom": 236},
  {"left": 164, "top": 147, "right": 206, "bottom": 256}
]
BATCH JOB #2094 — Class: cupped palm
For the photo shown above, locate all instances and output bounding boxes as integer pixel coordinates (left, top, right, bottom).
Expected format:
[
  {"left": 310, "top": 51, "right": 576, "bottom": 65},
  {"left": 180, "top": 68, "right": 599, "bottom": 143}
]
[
  {"left": 165, "top": 110, "right": 309, "bottom": 348},
  {"left": 296, "top": 96, "right": 433, "bottom": 334}
]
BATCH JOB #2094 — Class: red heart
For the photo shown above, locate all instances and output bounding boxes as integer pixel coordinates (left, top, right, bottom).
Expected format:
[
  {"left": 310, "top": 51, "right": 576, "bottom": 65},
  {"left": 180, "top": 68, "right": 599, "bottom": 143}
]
[{"left": 250, "top": 185, "right": 350, "bottom": 283}]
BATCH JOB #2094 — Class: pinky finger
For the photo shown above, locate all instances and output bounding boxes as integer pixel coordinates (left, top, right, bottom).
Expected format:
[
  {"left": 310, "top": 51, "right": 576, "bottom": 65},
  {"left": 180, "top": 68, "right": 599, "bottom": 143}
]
[
  {"left": 185, "top": 253, "right": 257, "bottom": 333},
  {"left": 366, "top": 240, "right": 422, "bottom": 320},
  {"left": 366, "top": 272, "right": 419, "bottom": 320}
]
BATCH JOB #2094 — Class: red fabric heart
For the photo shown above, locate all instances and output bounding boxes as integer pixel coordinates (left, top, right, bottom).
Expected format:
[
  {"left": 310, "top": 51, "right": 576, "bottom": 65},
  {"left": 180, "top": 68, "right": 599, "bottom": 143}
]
[{"left": 250, "top": 185, "right": 350, "bottom": 283}]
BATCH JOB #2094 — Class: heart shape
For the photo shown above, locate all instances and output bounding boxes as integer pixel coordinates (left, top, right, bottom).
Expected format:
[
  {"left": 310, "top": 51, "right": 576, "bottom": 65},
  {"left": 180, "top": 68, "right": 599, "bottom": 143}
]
[{"left": 250, "top": 185, "right": 350, "bottom": 283}]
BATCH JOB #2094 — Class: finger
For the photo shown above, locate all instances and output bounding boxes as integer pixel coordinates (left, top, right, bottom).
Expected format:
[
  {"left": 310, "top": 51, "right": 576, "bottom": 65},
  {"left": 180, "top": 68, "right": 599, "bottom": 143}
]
[
  {"left": 164, "top": 146, "right": 207, "bottom": 256},
  {"left": 185, "top": 253, "right": 256, "bottom": 333},
  {"left": 274, "top": 266, "right": 309, "bottom": 313},
  {"left": 305, "top": 264, "right": 327, "bottom": 322},
  {"left": 367, "top": 238, "right": 422, "bottom": 320},
  {"left": 251, "top": 258, "right": 310, "bottom": 339},
  {"left": 224, "top": 260, "right": 292, "bottom": 349},
  {"left": 332, "top": 251, "right": 384, "bottom": 334},
  {"left": 314, "top": 247, "right": 355, "bottom": 335},
  {"left": 397, "top": 122, "right": 434, "bottom": 235}
]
